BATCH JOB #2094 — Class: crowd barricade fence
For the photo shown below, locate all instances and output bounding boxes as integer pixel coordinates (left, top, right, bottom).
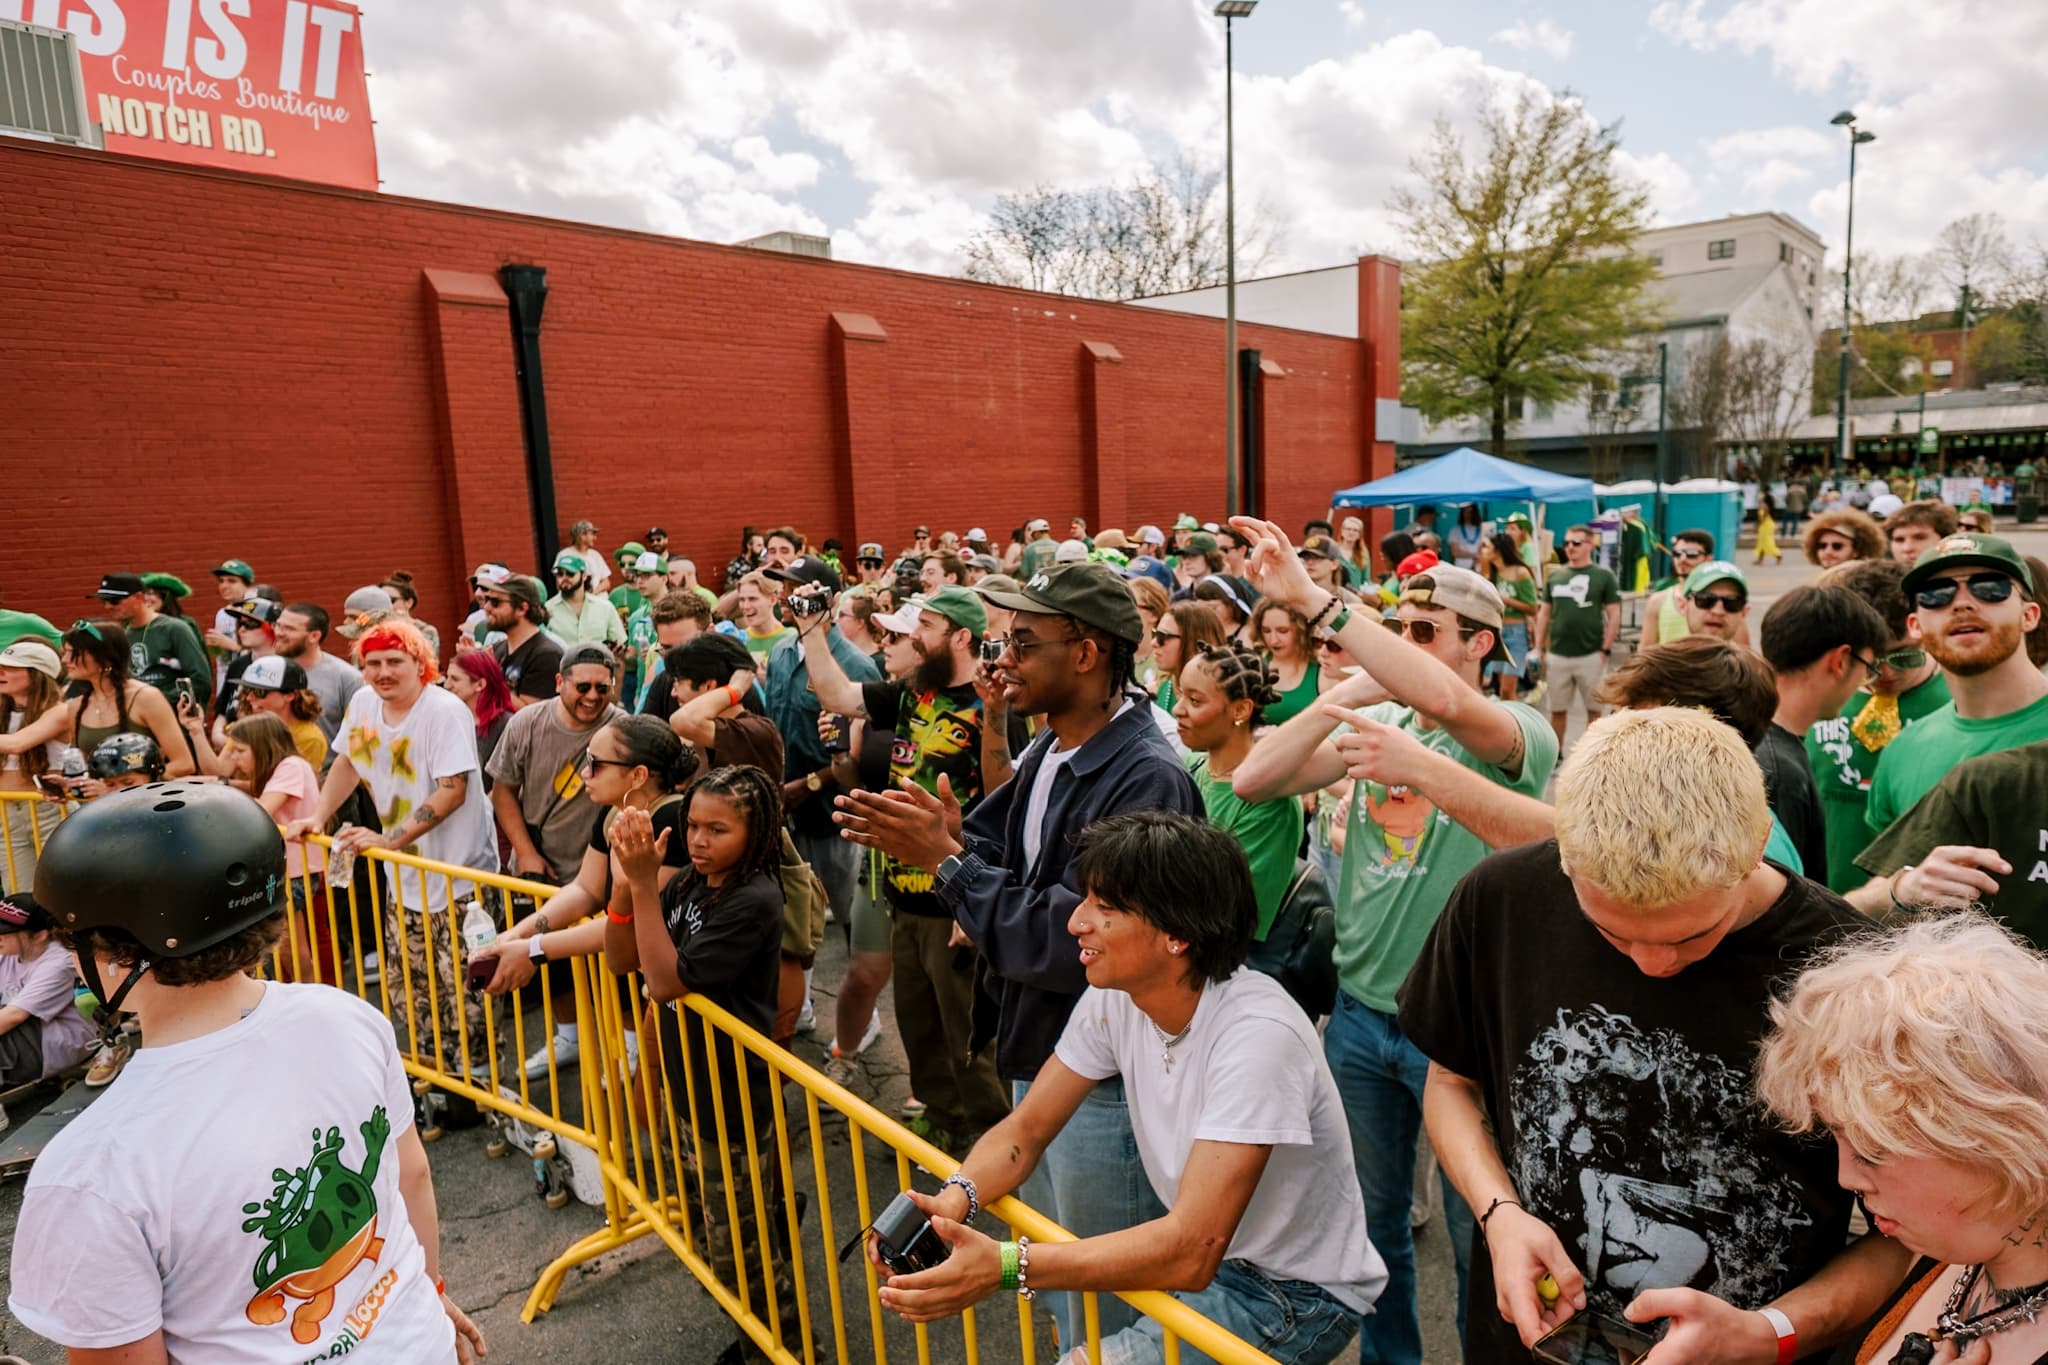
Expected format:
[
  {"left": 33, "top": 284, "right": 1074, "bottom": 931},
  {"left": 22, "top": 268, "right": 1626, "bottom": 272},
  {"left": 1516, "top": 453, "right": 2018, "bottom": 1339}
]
[{"left": 0, "top": 791, "right": 1278, "bottom": 1364}]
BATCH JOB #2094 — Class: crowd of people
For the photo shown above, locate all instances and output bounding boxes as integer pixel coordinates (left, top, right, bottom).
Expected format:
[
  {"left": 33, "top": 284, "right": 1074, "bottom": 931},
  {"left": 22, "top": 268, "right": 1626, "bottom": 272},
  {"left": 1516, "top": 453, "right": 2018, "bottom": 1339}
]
[{"left": 4, "top": 490, "right": 2048, "bottom": 1365}]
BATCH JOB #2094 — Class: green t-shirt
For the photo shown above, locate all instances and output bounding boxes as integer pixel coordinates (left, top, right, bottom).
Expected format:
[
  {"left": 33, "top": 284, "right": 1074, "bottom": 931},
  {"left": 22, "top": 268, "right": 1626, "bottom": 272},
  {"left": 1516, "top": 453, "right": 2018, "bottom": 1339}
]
[
  {"left": 1856, "top": 740, "right": 2048, "bottom": 951},
  {"left": 1866, "top": 691, "right": 2048, "bottom": 834},
  {"left": 1187, "top": 752, "right": 1300, "bottom": 942},
  {"left": 133, "top": 614, "right": 212, "bottom": 709},
  {"left": 1764, "top": 810, "right": 1803, "bottom": 875},
  {"left": 1335, "top": 699, "right": 1558, "bottom": 1011},
  {"left": 626, "top": 603, "right": 660, "bottom": 708},
  {"left": 0, "top": 610, "right": 60, "bottom": 653},
  {"left": 1018, "top": 540, "right": 1058, "bottom": 579},
  {"left": 1803, "top": 673, "right": 1951, "bottom": 892},
  {"left": 1542, "top": 565, "right": 1620, "bottom": 658},
  {"left": 609, "top": 585, "right": 645, "bottom": 618},
  {"left": 1498, "top": 573, "right": 1539, "bottom": 620},
  {"left": 745, "top": 625, "right": 796, "bottom": 666}
]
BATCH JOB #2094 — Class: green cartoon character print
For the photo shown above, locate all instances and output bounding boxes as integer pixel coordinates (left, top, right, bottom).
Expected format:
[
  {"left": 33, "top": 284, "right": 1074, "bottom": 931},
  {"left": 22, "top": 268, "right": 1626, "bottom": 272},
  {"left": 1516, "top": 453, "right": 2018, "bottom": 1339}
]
[{"left": 242, "top": 1106, "right": 391, "bottom": 1344}]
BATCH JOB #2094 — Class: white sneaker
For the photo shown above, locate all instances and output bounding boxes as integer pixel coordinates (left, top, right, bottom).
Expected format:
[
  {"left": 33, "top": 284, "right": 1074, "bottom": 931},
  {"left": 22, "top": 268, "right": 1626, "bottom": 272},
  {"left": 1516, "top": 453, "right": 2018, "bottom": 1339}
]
[
  {"left": 359, "top": 950, "right": 382, "bottom": 987},
  {"left": 797, "top": 997, "right": 817, "bottom": 1034},
  {"left": 830, "top": 1010, "right": 883, "bottom": 1060},
  {"left": 523, "top": 1032, "right": 579, "bottom": 1079}
]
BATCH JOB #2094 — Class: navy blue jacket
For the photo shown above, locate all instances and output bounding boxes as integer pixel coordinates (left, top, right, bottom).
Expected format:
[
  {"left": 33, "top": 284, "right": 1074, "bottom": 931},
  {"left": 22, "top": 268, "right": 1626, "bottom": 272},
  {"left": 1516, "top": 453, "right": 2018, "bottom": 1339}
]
[{"left": 940, "top": 693, "right": 1203, "bottom": 1081}]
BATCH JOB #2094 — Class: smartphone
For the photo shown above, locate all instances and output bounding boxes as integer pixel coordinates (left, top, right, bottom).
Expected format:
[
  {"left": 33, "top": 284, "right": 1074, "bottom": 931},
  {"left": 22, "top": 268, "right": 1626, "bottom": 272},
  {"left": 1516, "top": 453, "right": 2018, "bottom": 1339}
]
[
  {"left": 820, "top": 713, "right": 851, "bottom": 754},
  {"left": 35, "top": 773, "right": 73, "bottom": 798},
  {"left": 172, "top": 677, "right": 199, "bottom": 710},
  {"left": 466, "top": 955, "right": 497, "bottom": 992},
  {"left": 1532, "top": 1314, "right": 1661, "bottom": 1365}
]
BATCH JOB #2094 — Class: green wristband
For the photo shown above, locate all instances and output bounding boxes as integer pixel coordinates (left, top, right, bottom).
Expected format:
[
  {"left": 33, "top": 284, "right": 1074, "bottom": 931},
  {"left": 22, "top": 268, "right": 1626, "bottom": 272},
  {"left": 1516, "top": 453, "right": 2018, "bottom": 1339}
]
[{"left": 999, "top": 1240, "right": 1020, "bottom": 1292}]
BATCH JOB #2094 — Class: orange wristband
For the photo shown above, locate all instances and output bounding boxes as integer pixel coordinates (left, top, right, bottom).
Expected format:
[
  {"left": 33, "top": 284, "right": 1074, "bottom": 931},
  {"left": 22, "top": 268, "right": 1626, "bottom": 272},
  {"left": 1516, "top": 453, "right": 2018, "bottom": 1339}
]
[{"left": 607, "top": 908, "right": 633, "bottom": 924}]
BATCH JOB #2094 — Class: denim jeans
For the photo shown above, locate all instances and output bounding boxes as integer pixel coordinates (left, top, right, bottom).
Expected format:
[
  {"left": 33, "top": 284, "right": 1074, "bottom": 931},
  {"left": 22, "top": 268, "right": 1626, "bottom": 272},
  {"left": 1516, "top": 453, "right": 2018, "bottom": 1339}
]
[
  {"left": 1013, "top": 1075, "right": 1169, "bottom": 1349},
  {"left": 791, "top": 824, "right": 859, "bottom": 927},
  {"left": 1324, "top": 992, "right": 1473, "bottom": 1365},
  {"left": 1093, "top": 1260, "right": 1358, "bottom": 1365}
]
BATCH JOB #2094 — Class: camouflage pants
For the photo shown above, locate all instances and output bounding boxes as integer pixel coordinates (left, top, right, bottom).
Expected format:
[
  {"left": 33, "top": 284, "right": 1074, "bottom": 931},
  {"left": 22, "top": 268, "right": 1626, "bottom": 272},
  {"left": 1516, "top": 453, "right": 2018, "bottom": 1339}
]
[
  {"left": 688, "top": 1129, "right": 805, "bottom": 1363},
  {"left": 380, "top": 899, "right": 489, "bottom": 1077}
]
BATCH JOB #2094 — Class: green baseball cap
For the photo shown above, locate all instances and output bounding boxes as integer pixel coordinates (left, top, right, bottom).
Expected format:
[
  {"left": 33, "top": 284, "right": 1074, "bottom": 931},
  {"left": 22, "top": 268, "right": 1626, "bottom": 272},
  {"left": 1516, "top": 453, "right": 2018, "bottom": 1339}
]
[
  {"left": 552, "top": 548, "right": 588, "bottom": 574},
  {"left": 1683, "top": 560, "right": 1750, "bottom": 597},
  {"left": 879, "top": 585, "right": 988, "bottom": 637},
  {"left": 978, "top": 562, "right": 1144, "bottom": 644},
  {"left": 614, "top": 540, "right": 647, "bottom": 564},
  {"left": 1900, "top": 532, "right": 2035, "bottom": 599},
  {"left": 1505, "top": 512, "right": 1532, "bottom": 529},
  {"left": 1173, "top": 513, "right": 1200, "bottom": 531},
  {"left": 1184, "top": 531, "right": 1219, "bottom": 555},
  {"left": 210, "top": 559, "right": 255, "bottom": 583},
  {"left": 142, "top": 572, "right": 193, "bottom": 600}
]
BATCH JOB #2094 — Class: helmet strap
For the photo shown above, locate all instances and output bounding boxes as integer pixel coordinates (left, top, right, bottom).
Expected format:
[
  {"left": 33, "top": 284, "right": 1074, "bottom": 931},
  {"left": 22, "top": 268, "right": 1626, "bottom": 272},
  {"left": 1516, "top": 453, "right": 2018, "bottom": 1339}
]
[{"left": 78, "top": 951, "right": 153, "bottom": 1041}]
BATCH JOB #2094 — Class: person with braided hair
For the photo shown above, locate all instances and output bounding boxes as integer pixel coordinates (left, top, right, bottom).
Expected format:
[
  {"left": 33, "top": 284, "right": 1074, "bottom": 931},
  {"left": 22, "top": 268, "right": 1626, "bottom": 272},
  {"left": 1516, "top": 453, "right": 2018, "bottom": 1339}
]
[
  {"left": 1174, "top": 644, "right": 1301, "bottom": 948},
  {"left": 612, "top": 761, "right": 798, "bottom": 1365}
]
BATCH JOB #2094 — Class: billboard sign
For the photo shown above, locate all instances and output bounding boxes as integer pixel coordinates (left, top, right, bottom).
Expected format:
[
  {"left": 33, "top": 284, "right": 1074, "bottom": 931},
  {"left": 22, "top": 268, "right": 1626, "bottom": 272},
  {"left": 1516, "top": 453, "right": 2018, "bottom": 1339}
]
[{"left": 3, "top": 0, "right": 376, "bottom": 189}]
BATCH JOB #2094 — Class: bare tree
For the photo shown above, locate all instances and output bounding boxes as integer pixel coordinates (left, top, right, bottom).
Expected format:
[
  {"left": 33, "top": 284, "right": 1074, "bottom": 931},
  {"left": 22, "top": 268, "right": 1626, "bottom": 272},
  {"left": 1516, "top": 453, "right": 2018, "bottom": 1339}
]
[
  {"left": 960, "top": 156, "right": 1280, "bottom": 302},
  {"left": 1666, "top": 335, "right": 1732, "bottom": 479},
  {"left": 1846, "top": 251, "right": 1935, "bottom": 326},
  {"left": 1933, "top": 212, "right": 2014, "bottom": 383},
  {"left": 1720, "top": 336, "right": 1816, "bottom": 482}
]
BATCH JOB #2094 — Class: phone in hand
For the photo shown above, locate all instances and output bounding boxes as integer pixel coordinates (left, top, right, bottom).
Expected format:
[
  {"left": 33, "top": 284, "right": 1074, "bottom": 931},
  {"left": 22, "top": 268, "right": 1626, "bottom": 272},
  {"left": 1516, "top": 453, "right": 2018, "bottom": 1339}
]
[
  {"left": 172, "top": 677, "right": 199, "bottom": 710},
  {"left": 35, "top": 773, "right": 74, "bottom": 799},
  {"left": 466, "top": 954, "right": 498, "bottom": 992},
  {"left": 820, "top": 713, "right": 852, "bottom": 754},
  {"left": 1532, "top": 1314, "right": 1661, "bottom": 1365}
]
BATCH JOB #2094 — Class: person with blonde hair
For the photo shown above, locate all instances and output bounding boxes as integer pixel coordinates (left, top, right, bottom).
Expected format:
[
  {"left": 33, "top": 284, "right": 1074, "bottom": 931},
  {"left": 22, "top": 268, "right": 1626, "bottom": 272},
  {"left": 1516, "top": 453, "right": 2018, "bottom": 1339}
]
[
  {"left": 1757, "top": 914, "right": 2048, "bottom": 1364},
  {"left": 1400, "top": 707, "right": 1909, "bottom": 1363}
]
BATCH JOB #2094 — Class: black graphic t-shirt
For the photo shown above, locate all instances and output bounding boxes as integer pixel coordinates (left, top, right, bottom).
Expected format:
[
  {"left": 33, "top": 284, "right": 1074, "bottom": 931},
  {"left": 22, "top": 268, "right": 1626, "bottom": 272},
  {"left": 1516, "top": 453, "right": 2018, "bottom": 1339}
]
[
  {"left": 863, "top": 679, "right": 995, "bottom": 918},
  {"left": 1399, "top": 841, "right": 1859, "bottom": 1364},
  {"left": 492, "top": 632, "right": 563, "bottom": 702},
  {"left": 657, "top": 868, "right": 781, "bottom": 1130}
]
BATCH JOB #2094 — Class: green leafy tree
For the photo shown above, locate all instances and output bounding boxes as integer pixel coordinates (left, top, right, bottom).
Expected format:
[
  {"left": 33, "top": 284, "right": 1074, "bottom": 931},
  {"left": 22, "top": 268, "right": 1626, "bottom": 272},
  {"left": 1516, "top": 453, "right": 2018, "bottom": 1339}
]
[{"left": 1395, "top": 90, "right": 1661, "bottom": 451}]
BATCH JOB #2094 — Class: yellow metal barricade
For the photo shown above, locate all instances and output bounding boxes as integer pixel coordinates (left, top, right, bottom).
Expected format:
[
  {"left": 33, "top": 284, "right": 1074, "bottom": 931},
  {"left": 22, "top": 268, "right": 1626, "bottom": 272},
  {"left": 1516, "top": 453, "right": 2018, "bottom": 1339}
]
[
  {"left": 0, "top": 789, "right": 67, "bottom": 896},
  {"left": 5, "top": 791, "right": 1277, "bottom": 1364}
]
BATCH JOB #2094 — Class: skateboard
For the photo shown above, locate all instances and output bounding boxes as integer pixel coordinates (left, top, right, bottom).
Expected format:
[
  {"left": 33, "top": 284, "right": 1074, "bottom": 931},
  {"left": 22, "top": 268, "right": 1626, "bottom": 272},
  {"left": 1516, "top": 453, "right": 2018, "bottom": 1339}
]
[
  {"left": 0, "top": 1078, "right": 105, "bottom": 1178},
  {"left": 484, "top": 1087, "right": 603, "bottom": 1210}
]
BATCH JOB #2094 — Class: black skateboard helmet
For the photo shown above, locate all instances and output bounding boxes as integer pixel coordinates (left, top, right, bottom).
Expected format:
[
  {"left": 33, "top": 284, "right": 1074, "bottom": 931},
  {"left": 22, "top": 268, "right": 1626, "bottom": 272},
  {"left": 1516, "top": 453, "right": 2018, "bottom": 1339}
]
[
  {"left": 88, "top": 732, "right": 167, "bottom": 782},
  {"left": 36, "top": 782, "right": 288, "bottom": 958}
]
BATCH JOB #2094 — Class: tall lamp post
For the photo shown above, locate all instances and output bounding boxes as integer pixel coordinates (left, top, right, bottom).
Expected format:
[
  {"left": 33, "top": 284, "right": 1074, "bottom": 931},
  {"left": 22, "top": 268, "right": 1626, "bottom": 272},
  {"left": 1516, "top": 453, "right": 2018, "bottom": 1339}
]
[
  {"left": 1831, "top": 110, "right": 1875, "bottom": 483},
  {"left": 1216, "top": 0, "right": 1255, "bottom": 517}
]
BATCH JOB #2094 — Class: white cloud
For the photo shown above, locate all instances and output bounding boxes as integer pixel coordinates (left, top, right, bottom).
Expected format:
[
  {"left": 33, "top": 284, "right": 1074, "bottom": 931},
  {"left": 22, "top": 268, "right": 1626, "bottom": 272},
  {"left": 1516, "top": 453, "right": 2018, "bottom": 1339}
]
[
  {"left": 1652, "top": 0, "right": 2048, "bottom": 256},
  {"left": 1492, "top": 17, "right": 1573, "bottom": 61}
]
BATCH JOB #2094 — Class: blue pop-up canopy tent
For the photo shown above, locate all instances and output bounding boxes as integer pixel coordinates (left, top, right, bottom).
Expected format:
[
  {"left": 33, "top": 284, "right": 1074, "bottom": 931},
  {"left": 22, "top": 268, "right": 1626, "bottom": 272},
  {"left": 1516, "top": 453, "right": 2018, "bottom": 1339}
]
[{"left": 1331, "top": 446, "right": 1595, "bottom": 507}]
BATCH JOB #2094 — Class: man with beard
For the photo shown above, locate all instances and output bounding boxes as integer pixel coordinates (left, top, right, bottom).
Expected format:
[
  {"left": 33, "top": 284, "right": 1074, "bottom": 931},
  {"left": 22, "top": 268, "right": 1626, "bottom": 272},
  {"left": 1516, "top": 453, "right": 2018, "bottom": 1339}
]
[
  {"left": 274, "top": 602, "right": 363, "bottom": 745},
  {"left": 1848, "top": 534, "right": 2048, "bottom": 916},
  {"left": 546, "top": 549, "right": 628, "bottom": 650},
  {"left": 485, "top": 576, "right": 565, "bottom": 708},
  {"left": 798, "top": 587, "right": 1011, "bottom": 1146},
  {"left": 486, "top": 643, "right": 625, "bottom": 1076},
  {"left": 94, "top": 572, "right": 213, "bottom": 713}
]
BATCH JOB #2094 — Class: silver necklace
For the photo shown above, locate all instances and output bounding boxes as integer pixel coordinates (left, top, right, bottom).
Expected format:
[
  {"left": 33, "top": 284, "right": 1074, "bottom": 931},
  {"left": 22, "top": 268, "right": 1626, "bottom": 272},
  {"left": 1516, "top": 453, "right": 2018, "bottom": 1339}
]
[{"left": 1149, "top": 1014, "right": 1194, "bottom": 1073}]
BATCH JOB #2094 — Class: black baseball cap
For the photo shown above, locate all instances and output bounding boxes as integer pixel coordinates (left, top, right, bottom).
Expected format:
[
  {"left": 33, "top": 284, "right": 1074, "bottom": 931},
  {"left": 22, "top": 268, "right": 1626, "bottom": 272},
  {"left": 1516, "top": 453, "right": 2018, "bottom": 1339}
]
[
  {"left": 0, "top": 891, "right": 50, "bottom": 934},
  {"left": 765, "top": 556, "right": 843, "bottom": 594},
  {"left": 227, "top": 597, "right": 284, "bottom": 629},
  {"left": 91, "top": 572, "right": 146, "bottom": 602},
  {"left": 645, "top": 527, "right": 667, "bottom": 539},
  {"left": 978, "top": 562, "right": 1144, "bottom": 644}
]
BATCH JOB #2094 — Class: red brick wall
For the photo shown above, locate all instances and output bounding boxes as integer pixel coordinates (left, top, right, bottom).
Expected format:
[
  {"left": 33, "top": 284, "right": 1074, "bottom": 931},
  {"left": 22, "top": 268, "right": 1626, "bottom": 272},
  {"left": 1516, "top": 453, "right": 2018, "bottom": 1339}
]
[{"left": 3, "top": 141, "right": 1391, "bottom": 646}]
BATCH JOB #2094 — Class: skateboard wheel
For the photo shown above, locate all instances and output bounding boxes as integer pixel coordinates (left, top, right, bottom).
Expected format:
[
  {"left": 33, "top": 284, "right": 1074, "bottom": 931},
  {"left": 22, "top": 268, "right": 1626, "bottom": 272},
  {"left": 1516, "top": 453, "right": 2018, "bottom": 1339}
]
[
  {"left": 420, "top": 1122, "right": 444, "bottom": 1142},
  {"left": 533, "top": 1133, "right": 558, "bottom": 1161},
  {"left": 484, "top": 1136, "right": 509, "bottom": 1159},
  {"left": 545, "top": 1188, "right": 571, "bottom": 1210}
]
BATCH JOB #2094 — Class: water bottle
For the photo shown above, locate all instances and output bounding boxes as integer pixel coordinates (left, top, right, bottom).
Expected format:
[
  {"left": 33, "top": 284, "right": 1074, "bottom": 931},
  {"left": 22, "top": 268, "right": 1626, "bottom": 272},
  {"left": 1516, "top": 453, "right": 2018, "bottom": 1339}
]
[
  {"left": 56, "top": 746, "right": 85, "bottom": 784},
  {"left": 461, "top": 899, "right": 496, "bottom": 956},
  {"left": 326, "top": 825, "right": 357, "bottom": 890}
]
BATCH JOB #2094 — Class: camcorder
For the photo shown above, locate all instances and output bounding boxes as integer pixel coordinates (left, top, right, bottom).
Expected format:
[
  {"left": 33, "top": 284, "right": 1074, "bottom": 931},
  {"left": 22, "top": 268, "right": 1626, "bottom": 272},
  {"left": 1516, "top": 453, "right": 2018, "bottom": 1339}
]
[
  {"left": 837, "top": 1190, "right": 950, "bottom": 1276},
  {"left": 788, "top": 585, "right": 833, "bottom": 618},
  {"left": 979, "top": 637, "right": 1007, "bottom": 664}
]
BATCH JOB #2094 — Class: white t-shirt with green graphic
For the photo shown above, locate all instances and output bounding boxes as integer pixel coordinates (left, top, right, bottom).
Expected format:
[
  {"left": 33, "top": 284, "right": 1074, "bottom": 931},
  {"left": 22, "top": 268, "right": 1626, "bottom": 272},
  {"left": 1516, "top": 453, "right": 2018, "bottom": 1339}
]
[{"left": 10, "top": 983, "right": 457, "bottom": 1361}]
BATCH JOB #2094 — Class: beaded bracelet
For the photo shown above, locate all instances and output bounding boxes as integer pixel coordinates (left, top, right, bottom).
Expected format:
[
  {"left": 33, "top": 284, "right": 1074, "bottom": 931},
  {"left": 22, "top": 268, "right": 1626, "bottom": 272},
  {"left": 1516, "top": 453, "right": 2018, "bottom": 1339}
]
[
  {"left": 1016, "top": 1235, "right": 1036, "bottom": 1301},
  {"left": 999, "top": 1240, "right": 1020, "bottom": 1292},
  {"left": 1305, "top": 593, "right": 1341, "bottom": 634},
  {"left": 941, "top": 1172, "right": 980, "bottom": 1224}
]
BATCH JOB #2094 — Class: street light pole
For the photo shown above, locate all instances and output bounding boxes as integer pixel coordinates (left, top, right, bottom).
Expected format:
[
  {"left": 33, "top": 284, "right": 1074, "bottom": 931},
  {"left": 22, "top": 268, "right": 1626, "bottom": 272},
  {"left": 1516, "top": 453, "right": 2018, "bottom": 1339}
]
[
  {"left": 1831, "top": 111, "right": 1875, "bottom": 483},
  {"left": 1216, "top": 1, "right": 1255, "bottom": 517},
  {"left": 1654, "top": 340, "right": 1669, "bottom": 572}
]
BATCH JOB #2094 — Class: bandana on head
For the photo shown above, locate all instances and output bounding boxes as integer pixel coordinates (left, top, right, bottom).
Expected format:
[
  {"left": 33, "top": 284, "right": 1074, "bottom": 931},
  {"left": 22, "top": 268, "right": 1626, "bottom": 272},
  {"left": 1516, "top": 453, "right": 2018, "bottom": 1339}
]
[{"left": 355, "top": 622, "right": 440, "bottom": 683}]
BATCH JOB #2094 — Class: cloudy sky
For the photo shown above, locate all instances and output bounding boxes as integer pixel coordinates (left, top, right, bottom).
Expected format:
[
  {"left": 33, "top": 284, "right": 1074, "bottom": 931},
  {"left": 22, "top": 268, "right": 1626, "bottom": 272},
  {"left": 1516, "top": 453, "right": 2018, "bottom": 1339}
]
[{"left": 354, "top": 0, "right": 2047, "bottom": 280}]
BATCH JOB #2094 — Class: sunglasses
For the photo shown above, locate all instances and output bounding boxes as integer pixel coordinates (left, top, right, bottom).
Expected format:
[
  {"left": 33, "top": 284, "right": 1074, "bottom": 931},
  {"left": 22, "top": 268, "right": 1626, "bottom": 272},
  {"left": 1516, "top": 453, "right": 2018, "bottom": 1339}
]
[
  {"left": 1394, "top": 619, "right": 1477, "bottom": 645},
  {"left": 1319, "top": 637, "right": 1348, "bottom": 654},
  {"left": 69, "top": 619, "right": 105, "bottom": 640},
  {"left": 1672, "top": 547, "right": 1707, "bottom": 561},
  {"left": 1564, "top": 539, "right": 1590, "bottom": 549},
  {"left": 569, "top": 680, "right": 614, "bottom": 696},
  {"left": 479, "top": 593, "right": 511, "bottom": 608},
  {"left": 576, "top": 752, "right": 635, "bottom": 777},
  {"left": 1913, "top": 572, "right": 2018, "bottom": 611},
  {"left": 1152, "top": 630, "right": 1181, "bottom": 646},
  {"left": 1691, "top": 591, "right": 1747, "bottom": 612},
  {"left": 991, "top": 634, "right": 1081, "bottom": 657},
  {"left": 1879, "top": 647, "right": 1927, "bottom": 671}
]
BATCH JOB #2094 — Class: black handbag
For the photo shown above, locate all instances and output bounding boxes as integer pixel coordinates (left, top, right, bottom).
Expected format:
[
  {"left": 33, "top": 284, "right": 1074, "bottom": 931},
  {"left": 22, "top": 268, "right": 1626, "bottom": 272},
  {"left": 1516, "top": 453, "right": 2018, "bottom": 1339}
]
[{"left": 1244, "top": 858, "right": 1339, "bottom": 1020}]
